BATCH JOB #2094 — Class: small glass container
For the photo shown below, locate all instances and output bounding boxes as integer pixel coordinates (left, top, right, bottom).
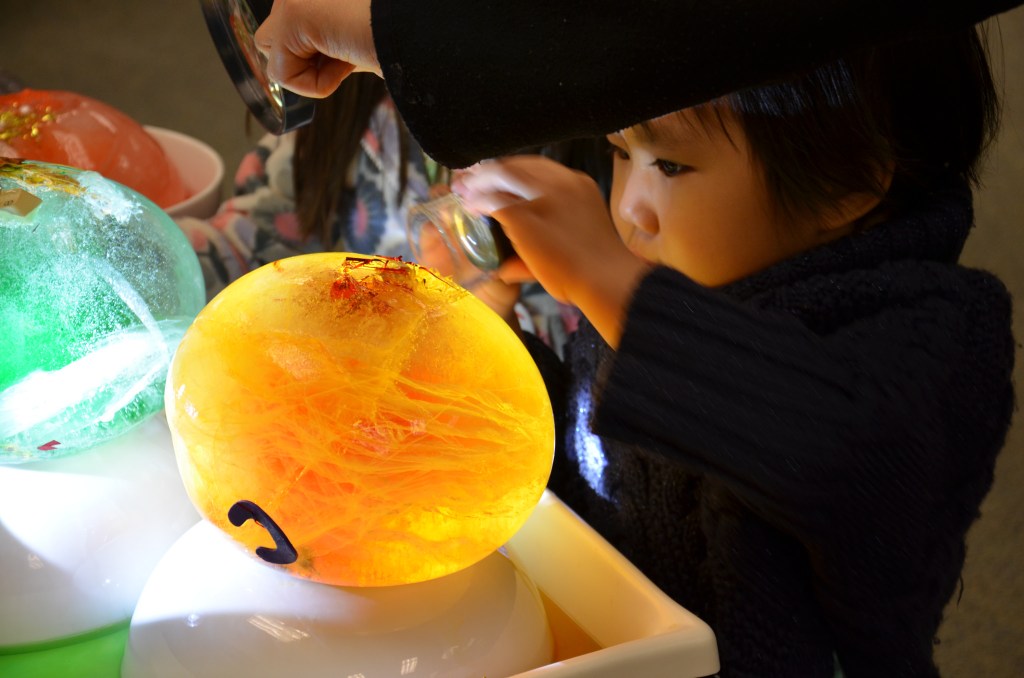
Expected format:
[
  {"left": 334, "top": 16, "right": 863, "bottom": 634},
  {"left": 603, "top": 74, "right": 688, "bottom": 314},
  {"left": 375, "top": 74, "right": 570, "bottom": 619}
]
[{"left": 406, "top": 193, "right": 514, "bottom": 284}]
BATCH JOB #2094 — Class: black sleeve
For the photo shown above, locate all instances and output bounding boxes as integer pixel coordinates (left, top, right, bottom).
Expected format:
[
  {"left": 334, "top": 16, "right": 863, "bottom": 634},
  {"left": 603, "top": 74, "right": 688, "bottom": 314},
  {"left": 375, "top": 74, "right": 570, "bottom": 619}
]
[{"left": 371, "top": 0, "right": 1021, "bottom": 167}]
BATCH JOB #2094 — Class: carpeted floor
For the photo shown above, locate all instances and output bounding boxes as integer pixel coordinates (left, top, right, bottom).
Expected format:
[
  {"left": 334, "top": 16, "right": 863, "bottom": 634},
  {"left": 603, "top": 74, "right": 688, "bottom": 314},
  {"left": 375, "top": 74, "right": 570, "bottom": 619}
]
[{"left": 5, "top": 2, "right": 1023, "bottom": 676}]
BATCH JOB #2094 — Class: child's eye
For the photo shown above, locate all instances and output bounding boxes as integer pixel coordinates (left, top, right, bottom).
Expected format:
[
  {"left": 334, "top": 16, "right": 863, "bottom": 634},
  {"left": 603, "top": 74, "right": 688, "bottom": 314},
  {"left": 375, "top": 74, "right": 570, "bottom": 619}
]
[{"left": 653, "top": 159, "right": 691, "bottom": 177}]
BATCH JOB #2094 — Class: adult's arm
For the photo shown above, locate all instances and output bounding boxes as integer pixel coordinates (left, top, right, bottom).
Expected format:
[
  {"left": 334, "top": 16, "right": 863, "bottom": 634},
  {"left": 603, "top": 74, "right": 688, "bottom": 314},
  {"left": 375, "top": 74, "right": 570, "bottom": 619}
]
[{"left": 372, "top": 0, "right": 1022, "bottom": 167}]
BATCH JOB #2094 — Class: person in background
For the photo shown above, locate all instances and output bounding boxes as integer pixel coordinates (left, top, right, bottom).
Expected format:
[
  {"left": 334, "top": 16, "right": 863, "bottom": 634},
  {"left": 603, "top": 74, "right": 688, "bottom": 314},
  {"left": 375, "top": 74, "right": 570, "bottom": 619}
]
[
  {"left": 175, "top": 73, "right": 608, "bottom": 356},
  {"left": 452, "top": 26, "right": 1014, "bottom": 677},
  {"left": 176, "top": 73, "right": 427, "bottom": 300}
]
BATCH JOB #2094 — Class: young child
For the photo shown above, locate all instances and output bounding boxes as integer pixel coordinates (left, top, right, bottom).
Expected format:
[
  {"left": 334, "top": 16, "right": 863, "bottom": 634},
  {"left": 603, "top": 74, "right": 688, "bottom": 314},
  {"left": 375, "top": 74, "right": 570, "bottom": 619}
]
[{"left": 454, "top": 26, "right": 1014, "bottom": 677}]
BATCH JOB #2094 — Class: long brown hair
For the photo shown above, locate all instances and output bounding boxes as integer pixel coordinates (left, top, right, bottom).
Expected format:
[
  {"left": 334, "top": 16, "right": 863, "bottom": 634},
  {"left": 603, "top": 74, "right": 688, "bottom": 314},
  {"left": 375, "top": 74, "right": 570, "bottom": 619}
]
[{"left": 292, "top": 74, "right": 411, "bottom": 248}]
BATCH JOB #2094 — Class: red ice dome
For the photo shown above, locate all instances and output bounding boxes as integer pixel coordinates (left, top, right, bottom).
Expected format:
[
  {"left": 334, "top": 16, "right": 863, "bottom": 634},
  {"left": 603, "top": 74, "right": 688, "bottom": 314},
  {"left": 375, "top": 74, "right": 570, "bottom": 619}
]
[{"left": 0, "top": 88, "right": 188, "bottom": 209}]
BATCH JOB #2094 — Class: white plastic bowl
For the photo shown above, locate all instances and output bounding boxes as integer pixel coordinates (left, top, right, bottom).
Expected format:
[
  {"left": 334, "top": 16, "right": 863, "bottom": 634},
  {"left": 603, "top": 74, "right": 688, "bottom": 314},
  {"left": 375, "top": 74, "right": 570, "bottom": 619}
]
[
  {"left": 145, "top": 126, "right": 224, "bottom": 220},
  {"left": 0, "top": 413, "right": 200, "bottom": 648},
  {"left": 122, "top": 521, "right": 553, "bottom": 678}
]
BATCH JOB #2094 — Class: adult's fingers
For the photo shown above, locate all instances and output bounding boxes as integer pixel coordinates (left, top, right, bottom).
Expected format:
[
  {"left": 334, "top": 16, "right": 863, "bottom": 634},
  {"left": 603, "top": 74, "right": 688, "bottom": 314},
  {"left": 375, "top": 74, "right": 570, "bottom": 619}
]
[
  {"left": 254, "top": 0, "right": 373, "bottom": 97},
  {"left": 274, "top": 54, "right": 354, "bottom": 98},
  {"left": 254, "top": 27, "right": 350, "bottom": 97}
]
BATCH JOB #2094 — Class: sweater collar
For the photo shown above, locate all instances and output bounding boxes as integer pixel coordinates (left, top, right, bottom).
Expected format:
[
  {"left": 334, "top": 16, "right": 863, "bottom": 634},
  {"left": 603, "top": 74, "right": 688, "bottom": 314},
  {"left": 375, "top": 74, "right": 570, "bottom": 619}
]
[{"left": 719, "top": 182, "right": 974, "bottom": 302}]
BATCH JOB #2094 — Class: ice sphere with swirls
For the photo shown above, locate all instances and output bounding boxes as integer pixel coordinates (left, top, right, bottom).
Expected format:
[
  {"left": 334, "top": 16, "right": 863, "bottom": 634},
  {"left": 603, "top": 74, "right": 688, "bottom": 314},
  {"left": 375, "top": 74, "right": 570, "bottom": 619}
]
[
  {"left": 0, "top": 159, "right": 205, "bottom": 463},
  {"left": 165, "top": 253, "right": 554, "bottom": 587}
]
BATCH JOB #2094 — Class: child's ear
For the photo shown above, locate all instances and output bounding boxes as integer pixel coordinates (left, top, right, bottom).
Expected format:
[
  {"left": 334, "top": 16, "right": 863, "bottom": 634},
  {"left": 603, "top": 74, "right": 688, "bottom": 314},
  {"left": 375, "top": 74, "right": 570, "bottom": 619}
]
[
  {"left": 820, "top": 162, "right": 895, "bottom": 233},
  {"left": 820, "top": 192, "right": 883, "bottom": 233}
]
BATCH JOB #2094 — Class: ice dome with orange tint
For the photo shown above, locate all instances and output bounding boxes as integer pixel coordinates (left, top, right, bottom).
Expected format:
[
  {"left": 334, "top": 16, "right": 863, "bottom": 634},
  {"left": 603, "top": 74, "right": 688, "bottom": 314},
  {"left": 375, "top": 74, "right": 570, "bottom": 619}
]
[
  {"left": 165, "top": 253, "right": 555, "bottom": 587},
  {"left": 0, "top": 89, "right": 188, "bottom": 208}
]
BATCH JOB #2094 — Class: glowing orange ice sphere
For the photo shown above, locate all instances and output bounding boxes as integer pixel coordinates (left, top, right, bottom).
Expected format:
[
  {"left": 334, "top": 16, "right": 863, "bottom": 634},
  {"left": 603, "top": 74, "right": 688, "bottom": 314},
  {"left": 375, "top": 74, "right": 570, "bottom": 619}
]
[{"left": 166, "top": 253, "right": 554, "bottom": 586}]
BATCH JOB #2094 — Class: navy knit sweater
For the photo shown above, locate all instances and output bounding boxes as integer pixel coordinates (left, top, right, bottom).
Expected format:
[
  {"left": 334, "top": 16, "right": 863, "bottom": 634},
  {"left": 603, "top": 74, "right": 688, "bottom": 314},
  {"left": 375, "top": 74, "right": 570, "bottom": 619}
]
[{"left": 527, "top": 184, "right": 1015, "bottom": 677}]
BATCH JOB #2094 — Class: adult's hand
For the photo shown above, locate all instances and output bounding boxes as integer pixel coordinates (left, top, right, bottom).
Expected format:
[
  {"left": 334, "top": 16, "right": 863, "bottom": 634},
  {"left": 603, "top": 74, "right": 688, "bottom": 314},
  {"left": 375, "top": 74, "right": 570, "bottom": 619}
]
[
  {"left": 254, "top": 0, "right": 379, "bottom": 98},
  {"left": 454, "top": 157, "right": 652, "bottom": 348}
]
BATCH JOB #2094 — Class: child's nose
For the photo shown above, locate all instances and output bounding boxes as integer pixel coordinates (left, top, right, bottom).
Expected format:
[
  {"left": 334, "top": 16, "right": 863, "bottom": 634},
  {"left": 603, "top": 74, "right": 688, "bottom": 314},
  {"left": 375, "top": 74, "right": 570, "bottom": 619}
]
[{"left": 617, "top": 179, "right": 658, "bottom": 234}]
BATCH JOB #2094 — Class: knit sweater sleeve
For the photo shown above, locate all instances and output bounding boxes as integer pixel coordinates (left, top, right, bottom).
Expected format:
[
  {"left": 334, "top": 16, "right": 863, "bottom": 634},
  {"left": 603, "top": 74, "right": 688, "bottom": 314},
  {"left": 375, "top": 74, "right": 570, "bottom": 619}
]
[
  {"left": 370, "top": 0, "right": 1021, "bottom": 167},
  {"left": 593, "top": 266, "right": 1014, "bottom": 544}
]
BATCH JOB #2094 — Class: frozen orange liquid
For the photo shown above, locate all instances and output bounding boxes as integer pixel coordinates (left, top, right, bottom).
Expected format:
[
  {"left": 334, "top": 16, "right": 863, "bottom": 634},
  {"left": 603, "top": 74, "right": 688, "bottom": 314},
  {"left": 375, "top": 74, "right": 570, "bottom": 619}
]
[{"left": 166, "top": 254, "right": 554, "bottom": 586}]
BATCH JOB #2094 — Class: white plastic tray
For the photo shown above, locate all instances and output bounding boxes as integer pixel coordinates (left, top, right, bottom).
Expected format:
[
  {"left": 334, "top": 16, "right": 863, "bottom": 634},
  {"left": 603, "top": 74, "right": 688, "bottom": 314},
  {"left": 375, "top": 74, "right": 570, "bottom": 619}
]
[{"left": 506, "top": 491, "right": 719, "bottom": 677}]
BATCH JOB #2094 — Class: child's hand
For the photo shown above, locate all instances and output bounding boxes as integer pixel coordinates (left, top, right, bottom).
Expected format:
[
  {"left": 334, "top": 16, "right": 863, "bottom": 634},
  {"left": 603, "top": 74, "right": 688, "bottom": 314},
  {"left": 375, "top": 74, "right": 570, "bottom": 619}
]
[{"left": 453, "top": 156, "right": 651, "bottom": 348}]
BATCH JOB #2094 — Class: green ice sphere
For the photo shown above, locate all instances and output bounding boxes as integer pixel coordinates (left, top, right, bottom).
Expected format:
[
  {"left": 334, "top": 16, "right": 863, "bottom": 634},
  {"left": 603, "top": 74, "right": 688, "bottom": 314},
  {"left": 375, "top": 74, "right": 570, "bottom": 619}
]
[{"left": 0, "top": 159, "right": 204, "bottom": 463}]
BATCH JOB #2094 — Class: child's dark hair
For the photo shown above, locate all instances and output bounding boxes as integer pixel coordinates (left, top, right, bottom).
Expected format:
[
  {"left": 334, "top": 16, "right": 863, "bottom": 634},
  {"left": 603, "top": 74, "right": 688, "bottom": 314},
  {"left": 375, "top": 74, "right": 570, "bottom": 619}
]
[{"left": 685, "top": 26, "right": 1000, "bottom": 227}]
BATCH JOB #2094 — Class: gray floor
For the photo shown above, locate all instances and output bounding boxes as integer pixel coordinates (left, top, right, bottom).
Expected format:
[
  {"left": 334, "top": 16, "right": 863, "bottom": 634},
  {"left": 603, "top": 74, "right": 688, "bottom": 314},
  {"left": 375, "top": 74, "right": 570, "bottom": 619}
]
[{"left": 5, "top": 2, "right": 1023, "bottom": 675}]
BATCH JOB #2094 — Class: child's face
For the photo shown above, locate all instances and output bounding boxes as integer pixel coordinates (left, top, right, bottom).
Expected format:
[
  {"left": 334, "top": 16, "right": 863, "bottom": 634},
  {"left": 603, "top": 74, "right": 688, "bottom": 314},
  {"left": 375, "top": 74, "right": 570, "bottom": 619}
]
[{"left": 606, "top": 110, "right": 833, "bottom": 287}]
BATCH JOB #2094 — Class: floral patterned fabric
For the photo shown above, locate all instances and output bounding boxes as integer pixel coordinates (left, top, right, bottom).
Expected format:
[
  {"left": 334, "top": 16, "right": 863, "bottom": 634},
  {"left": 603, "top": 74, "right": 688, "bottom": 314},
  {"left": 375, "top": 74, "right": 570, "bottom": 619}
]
[
  {"left": 176, "top": 99, "right": 430, "bottom": 300},
  {"left": 175, "top": 98, "right": 578, "bottom": 356}
]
